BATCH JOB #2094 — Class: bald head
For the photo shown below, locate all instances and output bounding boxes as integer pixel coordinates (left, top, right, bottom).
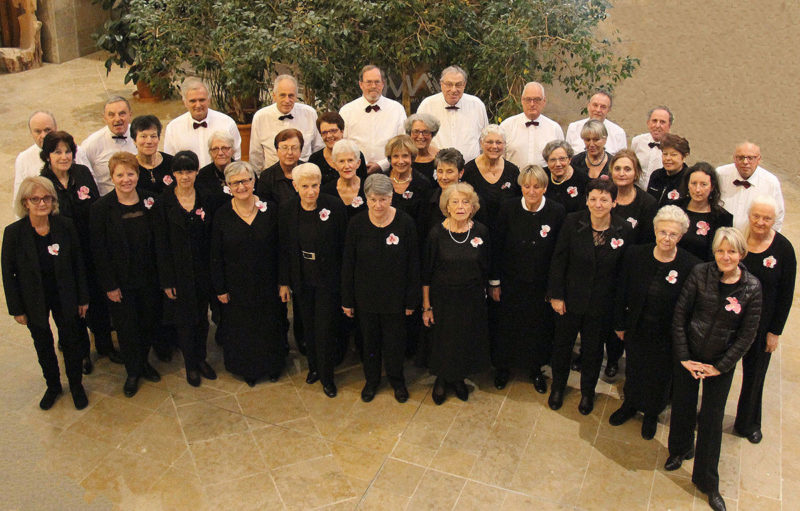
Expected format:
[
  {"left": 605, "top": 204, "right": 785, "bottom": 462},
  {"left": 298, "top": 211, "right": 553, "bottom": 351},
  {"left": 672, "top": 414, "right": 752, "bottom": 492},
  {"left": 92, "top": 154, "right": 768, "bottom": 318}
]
[
  {"left": 521, "top": 82, "right": 546, "bottom": 120},
  {"left": 733, "top": 141, "right": 761, "bottom": 179},
  {"left": 28, "top": 111, "right": 57, "bottom": 147}
]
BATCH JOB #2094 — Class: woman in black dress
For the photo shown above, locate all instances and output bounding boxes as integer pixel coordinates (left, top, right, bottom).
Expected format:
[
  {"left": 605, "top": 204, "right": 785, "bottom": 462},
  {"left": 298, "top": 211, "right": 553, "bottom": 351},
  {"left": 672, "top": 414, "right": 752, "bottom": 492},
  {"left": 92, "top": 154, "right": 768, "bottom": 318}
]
[
  {"left": 280, "top": 163, "right": 348, "bottom": 398},
  {"left": 610, "top": 206, "right": 700, "bottom": 439},
  {"left": 570, "top": 119, "right": 611, "bottom": 180},
  {"left": 405, "top": 113, "right": 440, "bottom": 180},
  {"left": 677, "top": 162, "right": 733, "bottom": 261},
  {"left": 211, "top": 161, "right": 286, "bottom": 386},
  {"left": 320, "top": 139, "right": 367, "bottom": 222},
  {"left": 734, "top": 197, "right": 796, "bottom": 443},
  {"left": 39, "top": 131, "right": 120, "bottom": 372},
  {"left": 196, "top": 131, "right": 236, "bottom": 214},
  {"left": 2, "top": 177, "right": 89, "bottom": 410},
  {"left": 420, "top": 148, "right": 465, "bottom": 242},
  {"left": 342, "top": 174, "right": 420, "bottom": 403},
  {"left": 385, "top": 134, "right": 433, "bottom": 230},
  {"left": 492, "top": 165, "right": 566, "bottom": 393},
  {"left": 256, "top": 128, "right": 305, "bottom": 206},
  {"left": 667, "top": 228, "right": 761, "bottom": 511},
  {"left": 422, "top": 182, "right": 491, "bottom": 404},
  {"left": 543, "top": 140, "right": 588, "bottom": 214},
  {"left": 547, "top": 178, "right": 633, "bottom": 414},
  {"left": 308, "top": 112, "right": 367, "bottom": 184},
  {"left": 90, "top": 152, "right": 162, "bottom": 398},
  {"left": 646, "top": 133, "right": 690, "bottom": 208},
  {"left": 132, "top": 115, "right": 174, "bottom": 196},
  {"left": 155, "top": 151, "right": 217, "bottom": 387},
  {"left": 610, "top": 149, "right": 657, "bottom": 244}
]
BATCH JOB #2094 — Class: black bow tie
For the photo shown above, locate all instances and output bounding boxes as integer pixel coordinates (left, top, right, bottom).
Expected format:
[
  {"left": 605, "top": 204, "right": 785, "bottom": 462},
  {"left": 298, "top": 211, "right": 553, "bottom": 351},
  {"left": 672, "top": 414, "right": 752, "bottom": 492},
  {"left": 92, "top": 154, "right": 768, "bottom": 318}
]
[
  {"left": 365, "top": 104, "right": 381, "bottom": 113},
  {"left": 648, "top": 141, "right": 660, "bottom": 148},
  {"left": 733, "top": 179, "right": 752, "bottom": 189},
  {"left": 525, "top": 120, "right": 539, "bottom": 127},
  {"left": 111, "top": 134, "right": 127, "bottom": 140},
  {"left": 193, "top": 121, "right": 208, "bottom": 129},
  {"left": 278, "top": 114, "right": 294, "bottom": 121},
  {"left": 445, "top": 106, "right": 459, "bottom": 110}
]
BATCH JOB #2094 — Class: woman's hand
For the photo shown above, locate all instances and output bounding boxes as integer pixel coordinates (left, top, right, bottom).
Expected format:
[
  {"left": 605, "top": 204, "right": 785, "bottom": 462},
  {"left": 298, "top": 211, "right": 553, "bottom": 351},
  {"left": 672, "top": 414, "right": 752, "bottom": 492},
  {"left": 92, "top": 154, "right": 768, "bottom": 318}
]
[
  {"left": 107, "top": 289, "right": 122, "bottom": 303},
  {"left": 681, "top": 360, "right": 706, "bottom": 379},
  {"left": 217, "top": 293, "right": 230, "bottom": 304},
  {"left": 489, "top": 286, "right": 501, "bottom": 302},
  {"left": 766, "top": 333, "right": 779, "bottom": 353},
  {"left": 615, "top": 330, "right": 625, "bottom": 341},
  {"left": 164, "top": 288, "right": 177, "bottom": 300},
  {"left": 13, "top": 314, "right": 27, "bottom": 325},
  {"left": 342, "top": 307, "right": 354, "bottom": 318},
  {"left": 422, "top": 309, "right": 434, "bottom": 327},
  {"left": 78, "top": 304, "right": 88, "bottom": 318},
  {"left": 279, "top": 286, "right": 291, "bottom": 303},
  {"left": 700, "top": 364, "right": 721, "bottom": 377},
  {"left": 550, "top": 299, "right": 566, "bottom": 315}
]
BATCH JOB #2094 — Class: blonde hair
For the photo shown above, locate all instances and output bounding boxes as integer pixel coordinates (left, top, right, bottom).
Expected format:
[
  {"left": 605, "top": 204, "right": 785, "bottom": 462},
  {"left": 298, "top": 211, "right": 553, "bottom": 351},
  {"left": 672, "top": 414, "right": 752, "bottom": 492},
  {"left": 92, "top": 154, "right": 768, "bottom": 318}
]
[
  {"left": 440, "top": 182, "right": 480, "bottom": 218},
  {"left": 712, "top": 227, "right": 747, "bottom": 258},
  {"left": 16, "top": 176, "right": 59, "bottom": 218},
  {"left": 291, "top": 163, "right": 322, "bottom": 183},
  {"left": 385, "top": 134, "right": 418, "bottom": 159}
]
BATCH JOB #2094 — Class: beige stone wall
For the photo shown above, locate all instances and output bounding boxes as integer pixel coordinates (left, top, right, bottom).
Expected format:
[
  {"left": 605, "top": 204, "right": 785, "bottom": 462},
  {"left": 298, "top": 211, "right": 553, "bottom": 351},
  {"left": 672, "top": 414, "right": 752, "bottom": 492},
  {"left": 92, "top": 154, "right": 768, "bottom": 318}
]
[
  {"left": 38, "top": 0, "right": 108, "bottom": 63},
  {"left": 545, "top": 0, "right": 800, "bottom": 181}
]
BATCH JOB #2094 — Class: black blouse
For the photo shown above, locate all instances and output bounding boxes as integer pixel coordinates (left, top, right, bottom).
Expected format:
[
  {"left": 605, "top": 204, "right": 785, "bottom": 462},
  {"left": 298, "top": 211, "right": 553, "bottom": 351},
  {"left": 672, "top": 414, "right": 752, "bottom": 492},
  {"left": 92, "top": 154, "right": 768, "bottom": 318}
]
[
  {"left": 387, "top": 169, "right": 433, "bottom": 234},
  {"left": 308, "top": 149, "right": 368, "bottom": 185},
  {"left": 256, "top": 161, "right": 305, "bottom": 207},
  {"left": 647, "top": 164, "right": 688, "bottom": 208},
  {"left": 544, "top": 167, "right": 589, "bottom": 214},
  {"left": 571, "top": 151, "right": 611, "bottom": 180},
  {"left": 462, "top": 158, "right": 521, "bottom": 230},
  {"left": 678, "top": 207, "right": 734, "bottom": 261},
  {"left": 613, "top": 187, "right": 657, "bottom": 244},
  {"left": 742, "top": 232, "right": 796, "bottom": 336},
  {"left": 138, "top": 152, "right": 175, "bottom": 196},
  {"left": 320, "top": 178, "right": 367, "bottom": 223},
  {"left": 413, "top": 159, "right": 437, "bottom": 182}
]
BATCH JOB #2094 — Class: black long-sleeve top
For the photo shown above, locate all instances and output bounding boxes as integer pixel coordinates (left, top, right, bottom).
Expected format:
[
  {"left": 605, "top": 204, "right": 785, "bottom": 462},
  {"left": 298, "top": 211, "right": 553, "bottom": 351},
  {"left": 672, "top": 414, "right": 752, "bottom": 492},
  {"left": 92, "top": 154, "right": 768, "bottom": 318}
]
[
  {"left": 320, "top": 179, "right": 367, "bottom": 223},
  {"left": 613, "top": 187, "right": 657, "bottom": 244},
  {"left": 40, "top": 163, "right": 99, "bottom": 259},
  {"left": 462, "top": 159, "right": 521, "bottom": 230},
  {"left": 256, "top": 161, "right": 305, "bottom": 207},
  {"left": 570, "top": 151, "right": 611, "bottom": 180},
  {"left": 138, "top": 152, "right": 175, "bottom": 196},
  {"left": 387, "top": 170, "right": 433, "bottom": 236},
  {"left": 196, "top": 162, "right": 233, "bottom": 215},
  {"left": 544, "top": 166, "right": 589, "bottom": 214},
  {"left": 341, "top": 209, "right": 420, "bottom": 314},
  {"left": 677, "top": 206, "right": 733, "bottom": 261},
  {"left": 308, "top": 149, "right": 368, "bottom": 185},
  {"left": 742, "top": 232, "right": 796, "bottom": 336},
  {"left": 647, "top": 164, "right": 688, "bottom": 208}
]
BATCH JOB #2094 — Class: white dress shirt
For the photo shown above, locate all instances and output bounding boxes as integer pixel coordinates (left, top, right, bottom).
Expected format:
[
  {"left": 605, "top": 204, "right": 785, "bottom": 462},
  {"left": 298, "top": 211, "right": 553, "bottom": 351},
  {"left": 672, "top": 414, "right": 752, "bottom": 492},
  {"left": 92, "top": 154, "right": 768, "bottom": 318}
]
[
  {"left": 13, "top": 144, "right": 92, "bottom": 207},
  {"left": 81, "top": 126, "right": 137, "bottom": 195},
  {"left": 717, "top": 163, "right": 785, "bottom": 232},
  {"left": 163, "top": 109, "right": 241, "bottom": 168},
  {"left": 565, "top": 118, "right": 627, "bottom": 155},
  {"left": 249, "top": 103, "right": 323, "bottom": 171},
  {"left": 499, "top": 113, "right": 564, "bottom": 168},
  {"left": 340, "top": 95, "right": 406, "bottom": 167},
  {"left": 416, "top": 92, "right": 488, "bottom": 161},
  {"left": 630, "top": 132, "right": 663, "bottom": 189}
]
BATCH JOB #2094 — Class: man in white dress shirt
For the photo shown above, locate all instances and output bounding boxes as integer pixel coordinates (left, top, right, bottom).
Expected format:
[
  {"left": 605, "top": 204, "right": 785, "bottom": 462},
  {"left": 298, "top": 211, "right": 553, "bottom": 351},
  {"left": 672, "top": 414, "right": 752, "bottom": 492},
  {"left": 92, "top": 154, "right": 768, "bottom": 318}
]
[
  {"left": 249, "top": 75, "right": 323, "bottom": 171},
  {"left": 499, "top": 82, "right": 564, "bottom": 168},
  {"left": 339, "top": 65, "right": 406, "bottom": 173},
  {"left": 717, "top": 142, "right": 785, "bottom": 231},
  {"left": 630, "top": 106, "right": 672, "bottom": 189},
  {"left": 81, "top": 96, "right": 137, "bottom": 195},
  {"left": 565, "top": 90, "right": 627, "bottom": 155},
  {"left": 14, "top": 111, "right": 58, "bottom": 207},
  {"left": 163, "top": 78, "right": 241, "bottom": 168},
  {"left": 416, "top": 65, "right": 488, "bottom": 162}
]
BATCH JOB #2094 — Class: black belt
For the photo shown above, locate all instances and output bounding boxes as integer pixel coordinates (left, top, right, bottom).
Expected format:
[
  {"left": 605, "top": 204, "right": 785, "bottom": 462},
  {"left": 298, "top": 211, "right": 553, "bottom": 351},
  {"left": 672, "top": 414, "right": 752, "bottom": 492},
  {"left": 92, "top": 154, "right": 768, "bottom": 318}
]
[{"left": 302, "top": 251, "right": 316, "bottom": 260}]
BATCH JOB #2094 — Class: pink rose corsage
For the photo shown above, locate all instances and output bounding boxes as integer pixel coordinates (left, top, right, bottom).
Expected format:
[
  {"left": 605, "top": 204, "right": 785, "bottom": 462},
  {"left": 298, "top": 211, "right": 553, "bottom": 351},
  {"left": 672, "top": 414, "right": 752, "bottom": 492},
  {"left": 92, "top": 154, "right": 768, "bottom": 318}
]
[
  {"left": 195, "top": 208, "right": 206, "bottom": 221},
  {"left": 470, "top": 237, "right": 483, "bottom": 248},
  {"left": 386, "top": 233, "right": 399, "bottom": 245},
  {"left": 540, "top": 225, "right": 551, "bottom": 238},
  {"left": 627, "top": 217, "right": 638, "bottom": 228},
  {"left": 143, "top": 197, "right": 154, "bottom": 209},
  {"left": 319, "top": 208, "right": 331, "bottom": 221},
  {"left": 665, "top": 270, "right": 678, "bottom": 284},
  {"left": 667, "top": 189, "right": 680, "bottom": 201},
  {"left": 223, "top": 185, "right": 231, "bottom": 195},
  {"left": 610, "top": 238, "right": 624, "bottom": 249},
  {"left": 501, "top": 181, "right": 511, "bottom": 190},
  {"left": 763, "top": 255, "right": 777, "bottom": 268},
  {"left": 47, "top": 244, "right": 60, "bottom": 256},
  {"left": 402, "top": 190, "right": 413, "bottom": 199},
  {"left": 255, "top": 200, "right": 267, "bottom": 212},
  {"left": 351, "top": 196, "right": 364, "bottom": 207},
  {"left": 567, "top": 186, "right": 578, "bottom": 198},
  {"left": 725, "top": 296, "right": 741, "bottom": 314},
  {"left": 696, "top": 220, "right": 710, "bottom": 236},
  {"left": 77, "top": 186, "right": 90, "bottom": 201},
  {"left": 163, "top": 175, "right": 174, "bottom": 186}
]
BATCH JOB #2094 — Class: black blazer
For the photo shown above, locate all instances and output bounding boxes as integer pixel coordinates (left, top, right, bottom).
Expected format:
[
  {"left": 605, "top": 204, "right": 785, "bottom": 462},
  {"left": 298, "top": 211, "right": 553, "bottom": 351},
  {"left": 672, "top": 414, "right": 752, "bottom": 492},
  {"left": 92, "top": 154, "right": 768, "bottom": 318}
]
[
  {"left": 90, "top": 189, "right": 159, "bottom": 293},
  {"left": 279, "top": 194, "right": 348, "bottom": 293},
  {"left": 547, "top": 210, "right": 633, "bottom": 315},
  {"left": 2, "top": 215, "right": 89, "bottom": 328}
]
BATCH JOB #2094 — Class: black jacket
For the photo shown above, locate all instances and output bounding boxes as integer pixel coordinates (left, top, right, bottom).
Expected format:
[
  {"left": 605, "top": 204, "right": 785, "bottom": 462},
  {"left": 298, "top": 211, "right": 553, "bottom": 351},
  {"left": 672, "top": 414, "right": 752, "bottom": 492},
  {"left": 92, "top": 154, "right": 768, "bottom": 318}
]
[
  {"left": 2, "top": 215, "right": 89, "bottom": 328},
  {"left": 279, "top": 194, "right": 348, "bottom": 293},
  {"left": 672, "top": 262, "right": 762, "bottom": 373}
]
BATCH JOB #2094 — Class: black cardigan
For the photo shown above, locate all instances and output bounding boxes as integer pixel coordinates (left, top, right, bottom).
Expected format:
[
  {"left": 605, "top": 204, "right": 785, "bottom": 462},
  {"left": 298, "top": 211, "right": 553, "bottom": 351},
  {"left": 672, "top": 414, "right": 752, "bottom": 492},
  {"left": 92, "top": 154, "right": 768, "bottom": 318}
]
[
  {"left": 2, "top": 215, "right": 89, "bottom": 328},
  {"left": 672, "top": 262, "right": 762, "bottom": 373}
]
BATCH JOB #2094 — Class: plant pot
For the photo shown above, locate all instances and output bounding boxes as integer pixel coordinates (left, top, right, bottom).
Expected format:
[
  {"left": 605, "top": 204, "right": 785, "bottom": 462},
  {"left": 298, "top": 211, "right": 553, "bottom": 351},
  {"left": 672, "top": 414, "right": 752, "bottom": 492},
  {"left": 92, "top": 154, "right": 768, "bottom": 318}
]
[
  {"left": 133, "top": 80, "right": 163, "bottom": 103},
  {"left": 237, "top": 124, "right": 251, "bottom": 162}
]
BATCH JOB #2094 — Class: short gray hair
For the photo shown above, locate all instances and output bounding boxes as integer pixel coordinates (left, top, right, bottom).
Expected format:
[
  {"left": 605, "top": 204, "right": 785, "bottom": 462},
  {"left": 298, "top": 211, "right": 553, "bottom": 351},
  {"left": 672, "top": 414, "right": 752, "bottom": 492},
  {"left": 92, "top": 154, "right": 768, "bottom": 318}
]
[
  {"left": 479, "top": 124, "right": 506, "bottom": 144},
  {"left": 292, "top": 163, "right": 322, "bottom": 183},
  {"left": 653, "top": 205, "right": 689, "bottom": 234},
  {"left": 331, "top": 139, "right": 361, "bottom": 161},
  {"left": 364, "top": 173, "right": 393, "bottom": 197},
  {"left": 648, "top": 105, "right": 673, "bottom": 125},
  {"left": 28, "top": 110, "right": 56, "bottom": 130},
  {"left": 434, "top": 148, "right": 465, "bottom": 171},
  {"left": 273, "top": 74, "right": 298, "bottom": 93},
  {"left": 440, "top": 65, "right": 467, "bottom": 82},
  {"left": 748, "top": 195, "right": 778, "bottom": 216},
  {"left": 207, "top": 131, "right": 235, "bottom": 151},
  {"left": 404, "top": 113, "right": 440, "bottom": 137},
  {"left": 181, "top": 77, "right": 209, "bottom": 99},
  {"left": 224, "top": 160, "right": 256, "bottom": 183},
  {"left": 440, "top": 182, "right": 480, "bottom": 218},
  {"left": 580, "top": 119, "right": 607, "bottom": 140},
  {"left": 542, "top": 140, "right": 574, "bottom": 162},
  {"left": 105, "top": 95, "right": 131, "bottom": 111},
  {"left": 523, "top": 81, "right": 545, "bottom": 99},
  {"left": 712, "top": 227, "right": 747, "bottom": 258},
  {"left": 16, "top": 176, "right": 59, "bottom": 218}
]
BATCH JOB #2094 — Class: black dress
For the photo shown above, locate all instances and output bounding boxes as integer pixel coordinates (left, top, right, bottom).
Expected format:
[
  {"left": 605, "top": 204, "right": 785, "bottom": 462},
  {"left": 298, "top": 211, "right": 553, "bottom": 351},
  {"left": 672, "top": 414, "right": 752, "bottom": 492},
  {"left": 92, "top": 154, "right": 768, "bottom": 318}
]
[
  {"left": 308, "top": 149, "right": 368, "bottom": 185},
  {"left": 210, "top": 200, "right": 286, "bottom": 380},
  {"left": 493, "top": 198, "right": 566, "bottom": 370},
  {"left": 138, "top": 152, "right": 175, "bottom": 196},
  {"left": 462, "top": 159, "right": 521, "bottom": 230},
  {"left": 413, "top": 159, "right": 437, "bottom": 182},
  {"left": 320, "top": 178, "right": 367, "bottom": 223},
  {"left": 614, "top": 244, "right": 700, "bottom": 415},
  {"left": 423, "top": 222, "right": 491, "bottom": 380},
  {"left": 571, "top": 151, "right": 611, "bottom": 180},
  {"left": 196, "top": 162, "right": 233, "bottom": 215},
  {"left": 387, "top": 170, "right": 433, "bottom": 235},
  {"left": 678, "top": 207, "right": 733, "bottom": 261},
  {"left": 420, "top": 187, "right": 445, "bottom": 243},
  {"left": 544, "top": 167, "right": 589, "bottom": 214},
  {"left": 613, "top": 187, "right": 657, "bottom": 244}
]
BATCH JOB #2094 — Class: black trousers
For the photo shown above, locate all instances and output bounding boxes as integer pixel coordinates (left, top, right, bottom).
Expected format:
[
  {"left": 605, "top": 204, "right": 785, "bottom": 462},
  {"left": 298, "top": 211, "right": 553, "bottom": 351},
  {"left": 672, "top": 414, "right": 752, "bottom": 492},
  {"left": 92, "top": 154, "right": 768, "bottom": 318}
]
[
  {"left": 107, "top": 287, "right": 159, "bottom": 378},
  {"left": 551, "top": 311, "right": 609, "bottom": 396},
  {"left": 668, "top": 362, "right": 735, "bottom": 493},
  {"left": 605, "top": 333, "right": 624, "bottom": 365},
  {"left": 175, "top": 302, "right": 210, "bottom": 373},
  {"left": 296, "top": 284, "right": 340, "bottom": 386},
  {"left": 735, "top": 334, "right": 771, "bottom": 434},
  {"left": 28, "top": 300, "right": 83, "bottom": 390},
  {"left": 85, "top": 275, "right": 114, "bottom": 355},
  {"left": 358, "top": 311, "right": 406, "bottom": 388}
]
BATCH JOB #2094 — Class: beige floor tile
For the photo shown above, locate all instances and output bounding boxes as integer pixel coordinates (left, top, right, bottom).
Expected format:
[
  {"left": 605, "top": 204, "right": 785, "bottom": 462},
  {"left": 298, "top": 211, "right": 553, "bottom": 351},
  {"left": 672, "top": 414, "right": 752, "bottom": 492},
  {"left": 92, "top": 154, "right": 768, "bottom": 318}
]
[
  {"left": 468, "top": 423, "right": 532, "bottom": 487},
  {"left": 718, "top": 453, "right": 740, "bottom": 501},
  {"left": 407, "top": 469, "right": 466, "bottom": 510},
  {"left": 271, "top": 455, "right": 357, "bottom": 511},
  {"left": 251, "top": 425, "right": 331, "bottom": 469},
  {"left": 190, "top": 431, "right": 267, "bottom": 485},
  {"left": 534, "top": 390, "right": 606, "bottom": 441},
  {"left": 429, "top": 445, "right": 478, "bottom": 478},
  {"left": 238, "top": 383, "right": 309, "bottom": 424},
  {"left": 500, "top": 492, "right": 571, "bottom": 510},
  {"left": 371, "top": 458, "right": 426, "bottom": 497},
  {"left": 453, "top": 480, "right": 508, "bottom": 510},
  {"left": 647, "top": 471, "right": 697, "bottom": 510},
  {"left": 737, "top": 490, "right": 780, "bottom": 511},
  {"left": 37, "top": 429, "right": 115, "bottom": 482},
  {"left": 738, "top": 441, "right": 780, "bottom": 499},
  {"left": 147, "top": 466, "right": 209, "bottom": 511},
  {"left": 119, "top": 412, "right": 189, "bottom": 466},
  {"left": 67, "top": 395, "right": 153, "bottom": 445},
  {"left": 205, "top": 472, "right": 284, "bottom": 510},
  {"left": 356, "top": 486, "right": 409, "bottom": 510},
  {"left": 177, "top": 396, "right": 248, "bottom": 443},
  {"left": 390, "top": 438, "right": 436, "bottom": 466},
  {"left": 80, "top": 448, "right": 170, "bottom": 506}
]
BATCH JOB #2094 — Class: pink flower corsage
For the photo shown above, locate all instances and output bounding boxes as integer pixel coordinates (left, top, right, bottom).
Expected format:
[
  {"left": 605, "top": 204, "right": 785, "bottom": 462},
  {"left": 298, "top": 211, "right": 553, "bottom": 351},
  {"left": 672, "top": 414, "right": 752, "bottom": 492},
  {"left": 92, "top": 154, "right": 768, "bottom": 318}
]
[
  {"left": 77, "top": 186, "right": 90, "bottom": 201},
  {"left": 725, "top": 296, "right": 741, "bottom": 314},
  {"left": 162, "top": 175, "right": 174, "bottom": 186},
  {"left": 567, "top": 186, "right": 578, "bottom": 198},
  {"left": 627, "top": 217, "right": 638, "bottom": 228},
  {"left": 223, "top": 185, "right": 231, "bottom": 195},
  {"left": 402, "top": 190, "right": 413, "bottom": 199},
  {"left": 351, "top": 196, "right": 364, "bottom": 207},
  {"left": 696, "top": 220, "right": 710, "bottom": 236},
  {"left": 610, "top": 238, "right": 624, "bottom": 249},
  {"left": 386, "top": 233, "right": 399, "bottom": 245},
  {"left": 763, "top": 255, "right": 777, "bottom": 268},
  {"left": 501, "top": 181, "right": 511, "bottom": 190},
  {"left": 665, "top": 270, "right": 678, "bottom": 284},
  {"left": 195, "top": 208, "right": 206, "bottom": 221},
  {"left": 470, "top": 237, "right": 483, "bottom": 248},
  {"left": 319, "top": 208, "right": 331, "bottom": 221},
  {"left": 255, "top": 200, "right": 267, "bottom": 212},
  {"left": 47, "top": 244, "right": 60, "bottom": 256},
  {"left": 540, "top": 225, "right": 551, "bottom": 238},
  {"left": 143, "top": 197, "right": 154, "bottom": 209},
  {"left": 667, "top": 189, "right": 680, "bottom": 201}
]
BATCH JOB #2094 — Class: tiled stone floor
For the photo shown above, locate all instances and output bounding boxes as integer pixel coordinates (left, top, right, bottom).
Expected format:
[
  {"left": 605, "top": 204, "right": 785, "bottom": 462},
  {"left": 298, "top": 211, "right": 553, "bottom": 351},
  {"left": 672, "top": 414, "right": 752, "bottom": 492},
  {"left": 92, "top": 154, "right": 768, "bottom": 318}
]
[{"left": 1, "top": 54, "right": 799, "bottom": 510}]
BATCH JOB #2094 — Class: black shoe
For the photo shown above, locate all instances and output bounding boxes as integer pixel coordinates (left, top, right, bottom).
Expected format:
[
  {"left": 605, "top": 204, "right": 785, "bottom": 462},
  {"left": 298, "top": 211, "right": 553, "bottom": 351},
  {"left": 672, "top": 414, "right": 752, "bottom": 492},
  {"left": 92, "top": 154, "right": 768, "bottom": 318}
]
[
  {"left": 548, "top": 390, "right": 563, "bottom": 410},
  {"left": 39, "top": 386, "right": 63, "bottom": 410},
  {"left": 746, "top": 430, "right": 763, "bottom": 444},
  {"left": 82, "top": 356, "right": 94, "bottom": 375},
  {"left": 245, "top": 378, "right": 257, "bottom": 387},
  {"left": 578, "top": 394, "right": 594, "bottom": 415},
  {"left": 571, "top": 353, "right": 582, "bottom": 372},
  {"left": 641, "top": 414, "right": 658, "bottom": 440},
  {"left": 323, "top": 383, "right": 337, "bottom": 398},
  {"left": 708, "top": 491, "right": 726, "bottom": 511},
  {"left": 532, "top": 372, "right": 547, "bottom": 394},
  {"left": 154, "top": 347, "right": 172, "bottom": 363},
  {"left": 123, "top": 376, "right": 139, "bottom": 397},
  {"left": 494, "top": 369, "right": 510, "bottom": 390},
  {"left": 99, "top": 348, "right": 124, "bottom": 365},
  {"left": 604, "top": 361, "right": 619, "bottom": 378},
  {"left": 664, "top": 448, "right": 694, "bottom": 471},
  {"left": 187, "top": 370, "right": 201, "bottom": 387},
  {"left": 432, "top": 378, "right": 446, "bottom": 405},
  {"left": 70, "top": 384, "right": 89, "bottom": 410},
  {"left": 198, "top": 361, "right": 217, "bottom": 380},
  {"left": 361, "top": 384, "right": 377, "bottom": 403},
  {"left": 306, "top": 371, "right": 320, "bottom": 384},
  {"left": 454, "top": 380, "right": 469, "bottom": 401},
  {"left": 609, "top": 404, "right": 637, "bottom": 426},
  {"left": 142, "top": 363, "right": 161, "bottom": 383},
  {"left": 394, "top": 384, "right": 409, "bottom": 403}
]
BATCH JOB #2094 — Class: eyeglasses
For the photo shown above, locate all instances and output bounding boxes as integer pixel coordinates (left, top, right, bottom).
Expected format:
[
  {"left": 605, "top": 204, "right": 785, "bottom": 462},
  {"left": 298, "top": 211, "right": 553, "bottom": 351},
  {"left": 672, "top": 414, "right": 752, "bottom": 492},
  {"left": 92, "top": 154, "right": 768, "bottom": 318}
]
[
  {"left": 228, "top": 178, "right": 254, "bottom": 188},
  {"left": 734, "top": 155, "right": 759, "bottom": 162},
  {"left": 361, "top": 80, "right": 382, "bottom": 86},
  {"left": 210, "top": 146, "right": 232, "bottom": 153},
  {"left": 547, "top": 156, "right": 570, "bottom": 164},
  {"left": 320, "top": 128, "right": 341, "bottom": 137},
  {"left": 277, "top": 145, "right": 301, "bottom": 153},
  {"left": 411, "top": 129, "right": 431, "bottom": 137},
  {"left": 522, "top": 97, "right": 544, "bottom": 104},
  {"left": 441, "top": 81, "right": 465, "bottom": 90},
  {"left": 27, "top": 196, "right": 54, "bottom": 205},
  {"left": 656, "top": 230, "right": 680, "bottom": 240}
]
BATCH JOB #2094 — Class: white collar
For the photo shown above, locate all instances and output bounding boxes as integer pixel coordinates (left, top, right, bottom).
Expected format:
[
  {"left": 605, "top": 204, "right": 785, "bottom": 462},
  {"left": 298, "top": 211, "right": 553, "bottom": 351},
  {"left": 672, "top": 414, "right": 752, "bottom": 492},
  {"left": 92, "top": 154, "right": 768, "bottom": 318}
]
[{"left": 521, "top": 196, "right": 546, "bottom": 212}]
